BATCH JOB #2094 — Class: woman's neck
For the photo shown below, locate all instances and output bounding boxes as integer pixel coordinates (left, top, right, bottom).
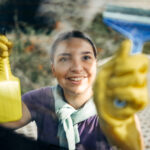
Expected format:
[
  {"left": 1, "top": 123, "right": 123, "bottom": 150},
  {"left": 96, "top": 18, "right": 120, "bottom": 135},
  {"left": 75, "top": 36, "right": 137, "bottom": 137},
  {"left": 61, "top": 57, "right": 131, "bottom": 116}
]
[{"left": 63, "top": 88, "right": 93, "bottom": 109}]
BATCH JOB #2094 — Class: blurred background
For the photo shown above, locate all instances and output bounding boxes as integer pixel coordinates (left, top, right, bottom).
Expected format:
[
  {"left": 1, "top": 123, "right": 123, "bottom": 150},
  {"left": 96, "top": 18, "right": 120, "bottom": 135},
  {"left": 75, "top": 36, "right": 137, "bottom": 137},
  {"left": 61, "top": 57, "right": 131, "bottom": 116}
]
[{"left": 0, "top": 0, "right": 150, "bottom": 94}]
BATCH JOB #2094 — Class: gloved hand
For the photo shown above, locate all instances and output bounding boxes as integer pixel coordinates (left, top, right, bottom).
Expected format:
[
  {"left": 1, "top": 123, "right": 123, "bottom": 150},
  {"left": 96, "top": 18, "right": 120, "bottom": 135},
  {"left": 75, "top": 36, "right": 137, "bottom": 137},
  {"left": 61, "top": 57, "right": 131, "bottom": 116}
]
[
  {"left": 93, "top": 40, "right": 149, "bottom": 150},
  {"left": 0, "top": 35, "right": 13, "bottom": 58}
]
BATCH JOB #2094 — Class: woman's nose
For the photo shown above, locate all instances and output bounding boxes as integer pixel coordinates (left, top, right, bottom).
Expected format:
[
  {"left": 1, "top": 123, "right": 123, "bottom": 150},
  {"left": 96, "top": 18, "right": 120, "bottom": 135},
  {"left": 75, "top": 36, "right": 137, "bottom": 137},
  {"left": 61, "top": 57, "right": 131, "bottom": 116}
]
[{"left": 70, "top": 59, "right": 83, "bottom": 73}]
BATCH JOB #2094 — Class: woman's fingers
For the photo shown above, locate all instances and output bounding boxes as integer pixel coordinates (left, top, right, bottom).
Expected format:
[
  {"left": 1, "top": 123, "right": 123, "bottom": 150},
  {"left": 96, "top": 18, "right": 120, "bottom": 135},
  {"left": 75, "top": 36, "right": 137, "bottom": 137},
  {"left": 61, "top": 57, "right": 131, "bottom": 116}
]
[
  {"left": 107, "top": 86, "right": 148, "bottom": 109},
  {"left": 0, "top": 35, "right": 8, "bottom": 45},
  {"left": 115, "top": 39, "right": 132, "bottom": 59},
  {"left": 108, "top": 72, "right": 147, "bottom": 88},
  {"left": 114, "top": 54, "right": 148, "bottom": 76},
  {"left": 7, "top": 41, "right": 13, "bottom": 49},
  {"left": 0, "top": 42, "right": 8, "bottom": 51}
]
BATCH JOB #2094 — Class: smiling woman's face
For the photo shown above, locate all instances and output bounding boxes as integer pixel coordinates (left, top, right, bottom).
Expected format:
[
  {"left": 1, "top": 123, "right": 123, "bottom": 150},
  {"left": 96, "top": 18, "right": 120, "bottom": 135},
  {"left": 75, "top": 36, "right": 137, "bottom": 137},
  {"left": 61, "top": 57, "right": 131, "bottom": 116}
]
[{"left": 51, "top": 38, "right": 97, "bottom": 95}]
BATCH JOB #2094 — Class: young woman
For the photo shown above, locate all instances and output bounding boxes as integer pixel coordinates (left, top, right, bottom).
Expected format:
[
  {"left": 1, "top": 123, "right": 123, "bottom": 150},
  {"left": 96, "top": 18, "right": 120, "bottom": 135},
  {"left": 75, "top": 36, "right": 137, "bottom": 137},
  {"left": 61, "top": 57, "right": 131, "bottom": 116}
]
[
  {"left": 0, "top": 31, "right": 112, "bottom": 150},
  {"left": 0, "top": 30, "right": 147, "bottom": 150}
]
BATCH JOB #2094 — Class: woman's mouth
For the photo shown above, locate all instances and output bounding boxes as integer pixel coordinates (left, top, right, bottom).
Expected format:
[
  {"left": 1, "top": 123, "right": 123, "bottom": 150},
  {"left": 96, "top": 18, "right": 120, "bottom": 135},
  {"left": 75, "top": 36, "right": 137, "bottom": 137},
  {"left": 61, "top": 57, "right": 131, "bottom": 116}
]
[{"left": 67, "top": 77, "right": 86, "bottom": 85}]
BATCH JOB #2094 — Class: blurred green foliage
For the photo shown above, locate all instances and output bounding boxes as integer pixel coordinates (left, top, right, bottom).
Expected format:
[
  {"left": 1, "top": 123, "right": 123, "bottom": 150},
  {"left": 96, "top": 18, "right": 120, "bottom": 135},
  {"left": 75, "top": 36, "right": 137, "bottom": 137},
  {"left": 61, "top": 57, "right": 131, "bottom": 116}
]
[{"left": 9, "top": 28, "right": 56, "bottom": 94}]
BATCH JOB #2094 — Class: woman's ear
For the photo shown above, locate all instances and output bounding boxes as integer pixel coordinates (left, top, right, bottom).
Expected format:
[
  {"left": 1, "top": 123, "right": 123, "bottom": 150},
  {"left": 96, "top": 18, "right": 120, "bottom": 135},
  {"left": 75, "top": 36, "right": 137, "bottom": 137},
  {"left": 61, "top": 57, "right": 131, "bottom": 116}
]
[{"left": 51, "top": 64, "right": 56, "bottom": 77}]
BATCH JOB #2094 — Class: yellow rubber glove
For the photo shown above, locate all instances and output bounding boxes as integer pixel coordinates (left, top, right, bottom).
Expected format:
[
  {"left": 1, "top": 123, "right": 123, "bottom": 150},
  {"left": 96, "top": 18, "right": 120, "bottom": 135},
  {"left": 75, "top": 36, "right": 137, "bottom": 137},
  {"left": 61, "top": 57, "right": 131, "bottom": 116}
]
[
  {"left": 0, "top": 35, "right": 22, "bottom": 122},
  {"left": 93, "top": 40, "right": 149, "bottom": 150}
]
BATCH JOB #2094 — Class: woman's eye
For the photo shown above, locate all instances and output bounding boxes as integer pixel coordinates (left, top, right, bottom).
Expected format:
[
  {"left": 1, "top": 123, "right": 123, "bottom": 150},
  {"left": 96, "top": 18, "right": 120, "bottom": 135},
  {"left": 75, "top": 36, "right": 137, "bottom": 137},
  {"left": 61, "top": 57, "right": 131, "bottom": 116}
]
[
  {"left": 59, "top": 57, "right": 68, "bottom": 62},
  {"left": 82, "top": 55, "right": 91, "bottom": 60}
]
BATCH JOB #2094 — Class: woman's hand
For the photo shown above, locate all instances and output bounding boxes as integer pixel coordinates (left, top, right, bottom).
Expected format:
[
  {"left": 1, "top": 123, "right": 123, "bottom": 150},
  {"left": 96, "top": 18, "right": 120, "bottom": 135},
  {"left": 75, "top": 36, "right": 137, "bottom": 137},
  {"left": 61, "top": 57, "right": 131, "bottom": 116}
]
[
  {"left": 93, "top": 40, "right": 149, "bottom": 150},
  {"left": 0, "top": 35, "right": 12, "bottom": 58}
]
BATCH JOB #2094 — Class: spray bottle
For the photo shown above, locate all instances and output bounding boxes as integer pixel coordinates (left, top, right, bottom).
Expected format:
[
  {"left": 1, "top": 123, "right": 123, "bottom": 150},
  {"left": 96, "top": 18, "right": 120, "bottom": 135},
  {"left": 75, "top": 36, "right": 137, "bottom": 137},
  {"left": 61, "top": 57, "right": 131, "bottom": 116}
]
[{"left": 0, "top": 28, "right": 22, "bottom": 122}]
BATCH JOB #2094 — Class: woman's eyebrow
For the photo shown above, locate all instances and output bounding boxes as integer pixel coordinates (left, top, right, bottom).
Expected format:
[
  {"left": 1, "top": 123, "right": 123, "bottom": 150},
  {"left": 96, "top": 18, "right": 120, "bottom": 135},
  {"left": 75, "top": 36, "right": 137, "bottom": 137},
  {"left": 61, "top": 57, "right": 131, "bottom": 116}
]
[
  {"left": 81, "top": 51, "right": 93, "bottom": 55},
  {"left": 58, "top": 53, "right": 71, "bottom": 56}
]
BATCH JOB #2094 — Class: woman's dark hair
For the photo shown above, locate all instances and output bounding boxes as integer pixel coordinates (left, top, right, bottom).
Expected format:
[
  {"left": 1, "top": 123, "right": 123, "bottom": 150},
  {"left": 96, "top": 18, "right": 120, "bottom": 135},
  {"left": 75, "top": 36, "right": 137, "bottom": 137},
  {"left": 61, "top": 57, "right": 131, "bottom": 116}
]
[{"left": 50, "top": 30, "right": 97, "bottom": 63}]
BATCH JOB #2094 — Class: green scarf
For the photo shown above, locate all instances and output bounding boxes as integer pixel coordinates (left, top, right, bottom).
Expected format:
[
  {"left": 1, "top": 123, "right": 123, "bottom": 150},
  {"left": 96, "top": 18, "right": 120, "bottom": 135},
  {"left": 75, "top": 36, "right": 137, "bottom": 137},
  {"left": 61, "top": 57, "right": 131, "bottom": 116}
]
[{"left": 52, "top": 85, "right": 97, "bottom": 150}]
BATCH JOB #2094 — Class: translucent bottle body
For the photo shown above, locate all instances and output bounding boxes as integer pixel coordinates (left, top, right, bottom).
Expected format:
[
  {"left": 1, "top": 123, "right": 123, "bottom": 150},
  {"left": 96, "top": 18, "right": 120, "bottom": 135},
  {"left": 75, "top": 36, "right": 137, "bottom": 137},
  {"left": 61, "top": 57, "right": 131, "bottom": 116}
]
[{"left": 0, "top": 57, "right": 22, "bottom": 122}]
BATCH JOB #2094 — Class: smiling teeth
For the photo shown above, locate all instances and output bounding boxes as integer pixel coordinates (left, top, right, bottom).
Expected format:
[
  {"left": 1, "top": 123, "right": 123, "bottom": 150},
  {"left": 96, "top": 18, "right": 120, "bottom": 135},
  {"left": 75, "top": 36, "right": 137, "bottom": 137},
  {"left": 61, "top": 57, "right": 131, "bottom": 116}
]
[{"left": 69, "top": 78, "right": 83, "bottom": 81}]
